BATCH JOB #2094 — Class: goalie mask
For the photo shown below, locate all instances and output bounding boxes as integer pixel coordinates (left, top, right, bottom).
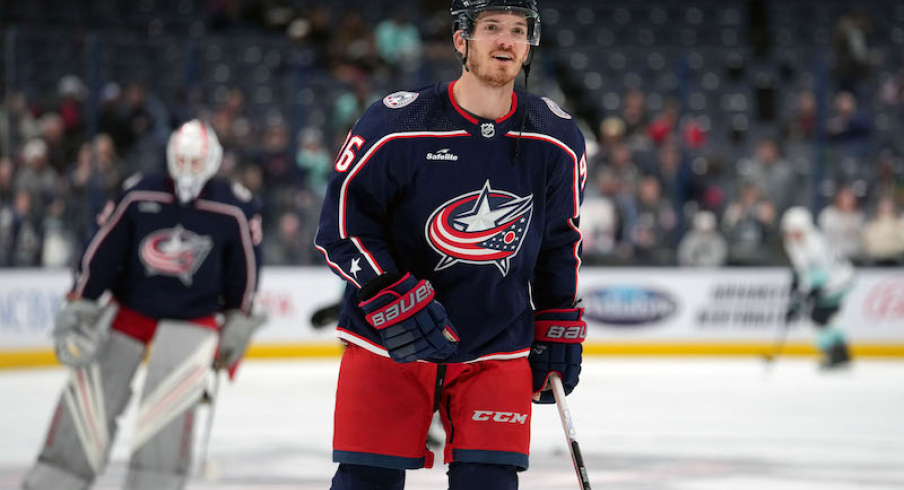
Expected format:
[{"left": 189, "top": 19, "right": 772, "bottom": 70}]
[
  {"left": 451, "top": 0, "right": 541, "bottom": 47},
  {"left": 166, "top": 120, "right": 223, "bottom": 204}
]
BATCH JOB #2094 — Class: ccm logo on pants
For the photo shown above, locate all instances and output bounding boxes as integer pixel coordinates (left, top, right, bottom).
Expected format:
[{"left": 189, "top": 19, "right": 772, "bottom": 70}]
[{"left": 471, "top": 411, "right": 528, "bottom": 424}]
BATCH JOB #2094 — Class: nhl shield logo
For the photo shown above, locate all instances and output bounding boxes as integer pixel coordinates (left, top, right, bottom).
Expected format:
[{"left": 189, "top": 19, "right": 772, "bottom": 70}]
[
  {"left": 480, "top": 123, "right": 496, "bottom": 138},
  {"left": 139, "top": 224, "right": 212, "bottom": 286},
  {"left": 425, "top": 180, "right": 533, "bottom": 276}
]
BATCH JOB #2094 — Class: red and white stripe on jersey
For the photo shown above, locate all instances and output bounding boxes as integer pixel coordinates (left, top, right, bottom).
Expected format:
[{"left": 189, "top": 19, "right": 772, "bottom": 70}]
[
  {"left": 336, "top": 327, "right": 530, "bottom": 363},
  {"left": 335, "top": 130, "right": 470, "bottom": 277},
  {"left": 194, "top": 199, "right": 258, "bottom": 314},
  {"left": 314, "top": 243, "right": 362, "bottom": 289},
  {"left": 506, "top": 131, "right": 584, "bottom": 304},
  {"left": 76, "top": 191, "right": 174, "bottom": 298}
]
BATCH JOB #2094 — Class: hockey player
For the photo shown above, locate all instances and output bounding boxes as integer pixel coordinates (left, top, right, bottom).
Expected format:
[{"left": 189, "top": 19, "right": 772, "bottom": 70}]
[
  {"left": 23, "top": 120, "right": 264, "bottom": 490},
  {"left": 781, "top": 206, "right": 854, "bottom": 369},
  {"left": 314, "top": 1, "right": 586, "bottom": 488}
]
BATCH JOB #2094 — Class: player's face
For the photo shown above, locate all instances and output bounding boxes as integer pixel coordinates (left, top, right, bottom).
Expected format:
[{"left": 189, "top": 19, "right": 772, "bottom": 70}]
[
  {"left": 784, "top": 230, "right": 804, "bottom": 243},
  {"left": 463, "top": 12, "right": 531, "bottom": 87}
]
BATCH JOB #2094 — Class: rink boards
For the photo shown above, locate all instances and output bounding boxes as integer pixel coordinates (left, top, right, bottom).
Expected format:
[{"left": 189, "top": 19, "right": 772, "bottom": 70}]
[{"left": 1, "top": 267, "right": 902, "bottom": 368}]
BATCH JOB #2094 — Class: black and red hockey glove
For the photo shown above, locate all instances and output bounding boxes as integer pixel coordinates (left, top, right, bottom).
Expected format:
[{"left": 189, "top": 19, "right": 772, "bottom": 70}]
[
  {"left": 358, "top": 273, "right": 459, "bottom": 363},
  {"left": 528, "top": 307, "right": 586, "bottom": 404}
]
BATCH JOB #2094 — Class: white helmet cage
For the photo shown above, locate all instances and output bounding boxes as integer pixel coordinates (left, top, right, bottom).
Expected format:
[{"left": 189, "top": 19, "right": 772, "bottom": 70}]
[
  {"left": 166, "top": 120, "right": 223, "bottom": 204},
  {"left": 454, "top": 6, "right": 541, "bottom": 47}
]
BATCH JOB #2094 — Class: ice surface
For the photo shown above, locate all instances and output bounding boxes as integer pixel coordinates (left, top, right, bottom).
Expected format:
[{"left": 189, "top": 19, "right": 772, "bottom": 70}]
[{"left": 1, "top": 357, "right": 902, "bottom": 489}]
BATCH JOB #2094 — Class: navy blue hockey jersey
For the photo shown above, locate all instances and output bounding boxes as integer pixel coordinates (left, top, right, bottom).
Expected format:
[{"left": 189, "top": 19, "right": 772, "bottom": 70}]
[
  {"left": 73, "top": 173, "right": 262, "bottom": 319},
  {"left": 316, "top": 82, "right": 586, "bottom": 363}
]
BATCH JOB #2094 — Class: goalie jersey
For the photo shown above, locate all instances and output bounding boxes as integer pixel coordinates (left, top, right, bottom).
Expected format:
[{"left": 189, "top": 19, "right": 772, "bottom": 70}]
[
  {"left": 73, "top": 173, "right": 262, "bottom": 319},
  {"left": 316, "top": 82, "right": 586, "bottom": 363}
]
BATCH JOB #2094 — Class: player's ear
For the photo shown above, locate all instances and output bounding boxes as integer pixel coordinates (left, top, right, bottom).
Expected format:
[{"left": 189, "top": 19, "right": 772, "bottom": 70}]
[{"left": 453, "top": 30, "right": 466, "bottom": 58}]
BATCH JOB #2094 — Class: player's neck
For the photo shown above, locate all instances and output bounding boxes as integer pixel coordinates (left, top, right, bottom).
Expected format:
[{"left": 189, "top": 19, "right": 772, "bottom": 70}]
[{"left": 453, "top": 73, "right": 514, "bottom": 120}]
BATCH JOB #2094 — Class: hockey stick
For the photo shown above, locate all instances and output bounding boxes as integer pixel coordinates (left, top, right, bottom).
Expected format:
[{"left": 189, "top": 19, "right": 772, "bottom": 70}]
[
  {"left": 762, "top": 315, "right": 792, "bottom": 370},
  {"left": 196, "top": 369, "right": 221, "bottom": 480},
  {"left": 550, "top": 372, "right": 592, "bottom": 490}
]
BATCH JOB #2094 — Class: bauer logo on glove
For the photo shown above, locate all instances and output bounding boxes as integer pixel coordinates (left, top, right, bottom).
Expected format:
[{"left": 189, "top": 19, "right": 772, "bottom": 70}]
[{"left": 358, "top": 272, "right": 459, "bottom": 363}]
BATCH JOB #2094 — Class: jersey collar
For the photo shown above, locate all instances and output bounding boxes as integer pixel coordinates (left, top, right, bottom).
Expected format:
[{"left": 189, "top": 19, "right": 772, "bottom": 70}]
[{"left": 447, "top": 80, "right": 519, "bottom": 125}]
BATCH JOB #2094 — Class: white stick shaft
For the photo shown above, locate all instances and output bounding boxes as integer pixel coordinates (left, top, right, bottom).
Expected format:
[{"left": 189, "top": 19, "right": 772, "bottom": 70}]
[{"left": 550, "top": 373, "right": 592, "bottom": 490}]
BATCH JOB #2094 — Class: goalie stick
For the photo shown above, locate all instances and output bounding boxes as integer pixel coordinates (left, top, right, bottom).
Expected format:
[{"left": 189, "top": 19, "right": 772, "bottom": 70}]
[
  {"left": 196, "top": 369, "right": 221, "bottom": 480},
  {"left": 550, "top": 372, "right": 592, "bottom": 490}
]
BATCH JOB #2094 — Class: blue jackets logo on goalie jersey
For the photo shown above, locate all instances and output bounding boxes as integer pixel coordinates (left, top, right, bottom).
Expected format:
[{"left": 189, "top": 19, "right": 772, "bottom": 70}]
[
  {"left": 426, "top": 180, "right": 533, "bottom": 276},
  {"left": 139, "top": 224, "right": 213, "bottom": 285}
]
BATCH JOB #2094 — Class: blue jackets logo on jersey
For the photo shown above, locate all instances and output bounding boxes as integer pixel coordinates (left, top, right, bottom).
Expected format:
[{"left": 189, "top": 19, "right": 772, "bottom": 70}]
[
  {"left": 139, "top": 224, "right": 213, "bottom": 286},
  {"left": 426, "top": 180, "right": 533, "bottom": 276}
]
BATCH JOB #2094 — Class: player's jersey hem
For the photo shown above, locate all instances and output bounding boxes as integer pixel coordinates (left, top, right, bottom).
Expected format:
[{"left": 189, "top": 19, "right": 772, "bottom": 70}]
[
  {"left": 333, "top": 450, "right": 428, "bottom": 469},
  {"left": 336, "top": 328, "right": 530, "bottom": 363},
  {"left": 450, "top": 448, "right": 529, "bottom": 470}
]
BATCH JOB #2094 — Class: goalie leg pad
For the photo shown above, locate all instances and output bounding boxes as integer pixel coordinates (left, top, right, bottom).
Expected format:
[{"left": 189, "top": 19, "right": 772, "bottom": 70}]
[
  {"left": 23, "top": 331, "right": 145, "bottom": 490},
  {"left": 127, "top": 320, "right": 218, "bottom": 490}
]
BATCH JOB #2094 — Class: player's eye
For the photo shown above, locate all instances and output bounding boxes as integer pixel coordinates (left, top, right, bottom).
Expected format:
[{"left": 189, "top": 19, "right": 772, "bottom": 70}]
[{"left": 483, "top": 23, "right": 499, "bottom": 31}]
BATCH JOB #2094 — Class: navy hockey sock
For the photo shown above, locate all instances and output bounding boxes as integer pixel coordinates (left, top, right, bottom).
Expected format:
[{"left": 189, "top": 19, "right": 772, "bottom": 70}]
[
  {"left": 330, "top": 464, "right": 405, "bottom": 490},
  {"left": 447, "top": 462, "right": 518, "bottom": 490}
]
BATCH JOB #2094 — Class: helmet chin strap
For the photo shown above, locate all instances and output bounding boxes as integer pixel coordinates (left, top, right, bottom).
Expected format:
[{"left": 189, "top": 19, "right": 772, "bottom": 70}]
[{"left": 459, "top": 41, "right": 470, "bottom": 72}]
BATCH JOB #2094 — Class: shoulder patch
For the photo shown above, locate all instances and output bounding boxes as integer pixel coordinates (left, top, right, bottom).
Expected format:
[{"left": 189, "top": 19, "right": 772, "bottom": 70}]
[
  {"left": 383, "top": 91, "right": 419, "bottom": 109},
  {"left": 122, "top": 172, "right": 143, "bottom": 190},
  {"left": 542, "top": 97, "right": 572, "bottom": 120},
  {"left": 231, "top": 181, "right": 253, "bottom": 203}
]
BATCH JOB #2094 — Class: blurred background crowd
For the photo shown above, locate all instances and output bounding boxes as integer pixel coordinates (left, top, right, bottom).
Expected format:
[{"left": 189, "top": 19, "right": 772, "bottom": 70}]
[{"left": 1, "top": 0, "right": 903, "bottom": 269}]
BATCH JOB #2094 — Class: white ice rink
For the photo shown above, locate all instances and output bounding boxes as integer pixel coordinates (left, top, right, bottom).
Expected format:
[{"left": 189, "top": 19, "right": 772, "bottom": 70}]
[{"left": 1, "top": 357, "right": 903, "bottom": 490}]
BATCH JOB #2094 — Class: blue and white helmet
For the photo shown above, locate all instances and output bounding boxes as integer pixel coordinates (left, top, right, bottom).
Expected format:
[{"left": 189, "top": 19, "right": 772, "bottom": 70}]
[{"left": 166, "top": 119, "right": 223, "bottom": 204}]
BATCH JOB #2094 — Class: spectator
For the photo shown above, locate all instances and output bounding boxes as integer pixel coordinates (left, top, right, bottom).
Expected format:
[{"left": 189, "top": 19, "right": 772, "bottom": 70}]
[
  {"left": 785, "top": 90, "right": 817, "bottom": 143},
  {"left": 14, "top": 139, "right": 58, "bottom": 213},
  {"left": 56, "top": 75, "right": 86, "bottom": 149},
  {"left": 862, "top": 196, "right": 904, "bottom": 265},
  {"left": 332, "top": 77, "right": 380, "bottom": 133},
  {"left": 41, "top": 197, "right": 74, "bottom": 267},
  {"left": 832, "top": 10, "right": 872, "bottom": 93},
  {"left": 0, "top": 157, "right": 14, "bottom": 207},
  {"left": 826, "top": 91, "right": 871, "bottom": 172},
  {"left": 722, "top": 181, "right": 777, "bottom": 265},
  {"left": 263, "top": 211, "right": 310, "bottom": 264},
  {"left": 330, "top": 11, "right": 379, "bottom": 78},
  {"left": 678, "top": 210, "right": 728, "bottom": 267},
  {"left": 375, "top": 11, "right": 423, "bottom": 71},
  {"left": 741, "top": 138, "right": 796, "bottom": 213},
  {"left": 295, "top": 126, "right": 332, "bottom": 198},
  {"left": 37, "top": 112, "right": 68, "bottom": 172},
  {"left": 590, "top": 117, "right": 626, "bottom": 172},
  {"left": 0, "top": 189, "right": 41, "bottom": 267},
  {"left": 621, "top": 89, "right": 648, "bottom": 144},
  {"left": 631, "top": 176, "right": 676, "bottom": 264},
  {"left": 257, "top": 116, "right": 292, "bottom": 188},
  {"left": 818, "top": 185, "right": 865, "bottom": 262}
]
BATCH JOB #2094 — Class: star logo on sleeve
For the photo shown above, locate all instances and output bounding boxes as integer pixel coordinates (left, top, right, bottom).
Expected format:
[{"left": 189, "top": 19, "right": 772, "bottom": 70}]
[{"left": 349, "top": 258, "right": 362, "bottom": 279}]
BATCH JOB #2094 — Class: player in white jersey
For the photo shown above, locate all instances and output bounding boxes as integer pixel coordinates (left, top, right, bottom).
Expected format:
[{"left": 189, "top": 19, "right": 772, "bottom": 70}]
[{"left": 781, "top": 207, "right": 854, "bottom": 368}]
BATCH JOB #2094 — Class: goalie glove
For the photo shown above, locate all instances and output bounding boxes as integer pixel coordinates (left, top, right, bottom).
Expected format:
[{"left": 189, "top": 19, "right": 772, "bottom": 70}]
[
  {"left": 528, "top": 307, "right": 586, "bottom": 404},
  {"left": 53, "top": 299, "right": 119, "bottom": 368},
  {"left": 358, "top": 272, "right": 459, "bottom": 363},
  {"left": 216, "top": 310, "right": 267, "bottom": 370}
]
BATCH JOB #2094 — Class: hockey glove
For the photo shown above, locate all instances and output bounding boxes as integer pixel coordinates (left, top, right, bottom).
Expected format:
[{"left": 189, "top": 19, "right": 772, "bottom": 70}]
[
  {"left": 358, "top": 273, "right": 459, "bottom": 363},
  {"left": 528, "top": 308, "right": 586, "bottom": 404},
  {"left": 53, "top": 299, "right": 119, "bottom": 368},
  {"left": 216, "top": 310, "right": 268, "bottom": 370}
]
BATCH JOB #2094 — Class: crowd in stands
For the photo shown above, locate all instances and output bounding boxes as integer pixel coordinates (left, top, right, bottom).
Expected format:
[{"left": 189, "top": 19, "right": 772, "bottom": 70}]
[{"left": 1, "top": 0, "right": 903, "bottom": 269}]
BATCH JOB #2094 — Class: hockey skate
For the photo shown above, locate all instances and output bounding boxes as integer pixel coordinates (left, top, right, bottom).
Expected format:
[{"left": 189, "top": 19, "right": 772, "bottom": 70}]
[{"left": 819, "top": 340, "right": 852, "bottom": 370}]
